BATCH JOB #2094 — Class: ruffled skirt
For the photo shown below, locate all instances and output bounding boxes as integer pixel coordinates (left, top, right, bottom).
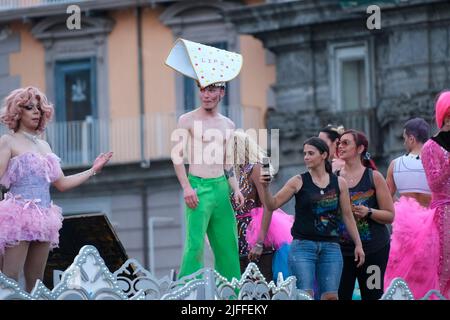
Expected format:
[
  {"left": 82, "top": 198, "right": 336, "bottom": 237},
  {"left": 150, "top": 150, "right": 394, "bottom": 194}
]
[
  {"left": 0, "top": 194, "right": 63, "bottom": 254},
  {"left": 245, "top": 206, "right": 294, "bottom": 250},
  {"left": 384, "top": 196, "right": 440, "bottom": 299}
]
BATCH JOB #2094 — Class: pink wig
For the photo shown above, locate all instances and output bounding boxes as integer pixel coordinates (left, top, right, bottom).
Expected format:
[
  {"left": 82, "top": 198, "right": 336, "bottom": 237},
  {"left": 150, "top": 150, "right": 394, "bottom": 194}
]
[
  {"left": 0, "top": 86, "right": 54, "bottom": 132},
  {"left": 435, "top": 90, "right": 450, "bottom": 129}
]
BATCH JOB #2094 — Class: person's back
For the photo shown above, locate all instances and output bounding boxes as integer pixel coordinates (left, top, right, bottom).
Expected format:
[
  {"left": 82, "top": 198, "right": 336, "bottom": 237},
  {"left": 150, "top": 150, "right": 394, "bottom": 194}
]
[
  {"left": 392, "top": 154, "right": 431, "bottom": 207},
  {"left": 386, "top": 117, "right": 432, "bottom": 208}
]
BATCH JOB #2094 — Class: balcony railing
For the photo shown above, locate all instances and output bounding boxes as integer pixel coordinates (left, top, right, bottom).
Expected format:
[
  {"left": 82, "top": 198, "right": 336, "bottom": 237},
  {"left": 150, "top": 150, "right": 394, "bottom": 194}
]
[
  {"left": 45, "top": 113, "right": 177, "bottom": 167},
  {"left": 0, "top": 0, "right": 87, "bottom": 10},
  {"left": 0, "top": 105, "right": 265, "bottom": 168}
]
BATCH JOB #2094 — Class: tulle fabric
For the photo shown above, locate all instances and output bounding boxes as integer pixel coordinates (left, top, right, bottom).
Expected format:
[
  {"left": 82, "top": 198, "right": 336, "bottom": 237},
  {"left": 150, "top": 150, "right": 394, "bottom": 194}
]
[
  {"left": 245, "top": 206, "right": 294, "bottom": 250},
  {"left": 244, "top": 206, "right": 294, "bottom": 282},
  {"left": 0, "top": 152, "right": 62, "bottom": 188},
  {"left": 384, "top": 196, "right": 440, "bottom": 299},
  {"left": 0, "top": 152, "right": 63, "bottom": 254},
  {"left": 0, "top": 194, "right": 63, "bottom": 254}
]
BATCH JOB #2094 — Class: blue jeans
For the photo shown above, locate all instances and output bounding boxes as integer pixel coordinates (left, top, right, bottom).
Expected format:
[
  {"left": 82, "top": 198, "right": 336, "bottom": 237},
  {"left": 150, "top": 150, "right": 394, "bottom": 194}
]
[{"left": 288, "top": 239, "right": 343, "bottom": 299}]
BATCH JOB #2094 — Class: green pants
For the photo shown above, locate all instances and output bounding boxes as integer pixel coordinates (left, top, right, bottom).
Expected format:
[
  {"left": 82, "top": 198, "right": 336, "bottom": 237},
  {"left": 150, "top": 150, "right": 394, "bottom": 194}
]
[{"left": 178, "top": 174, "right": 241, "bottom": 282}]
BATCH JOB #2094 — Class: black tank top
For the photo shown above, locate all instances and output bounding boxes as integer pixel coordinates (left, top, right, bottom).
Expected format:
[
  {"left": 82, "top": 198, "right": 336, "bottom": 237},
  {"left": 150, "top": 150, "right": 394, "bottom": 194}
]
[
  {"left": 337, "top": 168, "right": 390, "bottom": 256},
  {"left": 292, "top": 172, "right": 341, "bottom": 243}
]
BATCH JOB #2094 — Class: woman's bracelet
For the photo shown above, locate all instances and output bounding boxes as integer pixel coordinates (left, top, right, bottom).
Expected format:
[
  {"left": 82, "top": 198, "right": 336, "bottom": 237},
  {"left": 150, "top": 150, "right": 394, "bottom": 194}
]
[
  {"left": 254, "top": 242, "right": 263, "bottom": 249},
  {"left": 78, "top": 168, "right": 97, "bottom": 177}
]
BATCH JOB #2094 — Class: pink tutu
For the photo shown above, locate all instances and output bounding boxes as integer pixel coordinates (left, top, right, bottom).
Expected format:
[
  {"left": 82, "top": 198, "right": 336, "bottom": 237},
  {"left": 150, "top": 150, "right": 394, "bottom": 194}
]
[
  {"left": 0, "top": 194, "right": 63, "bottom": 255},
  {"left": 245, "top": 206, "right": 294, "bottom": 250},
  {"left": 384, "top": 196, "right": 440, "bottom": 299}
]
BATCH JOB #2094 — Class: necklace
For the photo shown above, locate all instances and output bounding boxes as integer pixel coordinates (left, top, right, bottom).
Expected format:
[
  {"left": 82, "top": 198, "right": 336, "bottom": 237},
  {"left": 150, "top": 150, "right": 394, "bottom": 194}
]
[
  {"left": 311, "top": 177, "right": 327, "bottom": 195},
  {"left": 20, "top": 131, "right": 39, "bottom": 144}
]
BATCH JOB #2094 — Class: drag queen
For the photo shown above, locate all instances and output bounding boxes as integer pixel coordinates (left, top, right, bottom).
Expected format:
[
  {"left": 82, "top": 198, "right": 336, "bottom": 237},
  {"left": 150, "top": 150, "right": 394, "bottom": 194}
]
[{"left": 0, "top": 86, "right": 112, "bottom": 292}]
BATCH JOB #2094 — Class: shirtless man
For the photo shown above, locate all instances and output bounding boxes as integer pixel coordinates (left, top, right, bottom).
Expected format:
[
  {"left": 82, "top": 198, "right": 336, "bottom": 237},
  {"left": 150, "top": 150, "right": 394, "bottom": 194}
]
[
  {"left": 386, "top": 117, "right": 431, "bottom": 207},
  {"left": 172, "top": 83, "right": 244, "bottom": 281}
]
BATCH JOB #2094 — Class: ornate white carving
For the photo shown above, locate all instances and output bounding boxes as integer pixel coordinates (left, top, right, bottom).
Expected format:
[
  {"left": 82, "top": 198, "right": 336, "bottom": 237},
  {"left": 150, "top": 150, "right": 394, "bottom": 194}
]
[
  {"left": 51, "top": 245, "right": 144, "bottom": 300},
  {"left": 420, "top": 290, "right": 447, "bottom": 300},
  {"left": 113, "top": 258, "right": 173, "bottom": 300},
  {"left": 0, "top": 248, "right": 447, "bottom": 300},
  {"left": 0, "top": 245, "right": 145, "bottom": 300},
  {"left": 0, "top": 272, "right": 32, "bottom": 300},
  {"left": 381, "top": 278, "right": 415, "bottom": 300}
]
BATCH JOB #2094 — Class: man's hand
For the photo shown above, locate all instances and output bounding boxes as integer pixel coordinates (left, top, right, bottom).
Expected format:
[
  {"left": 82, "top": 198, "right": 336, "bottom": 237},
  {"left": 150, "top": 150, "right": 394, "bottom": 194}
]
[
  {"left": 184, "top": 186, "right": 199, "bottom": 209},
  {"left": 233, "top": 190, "right": 245, "bottom": 209}
]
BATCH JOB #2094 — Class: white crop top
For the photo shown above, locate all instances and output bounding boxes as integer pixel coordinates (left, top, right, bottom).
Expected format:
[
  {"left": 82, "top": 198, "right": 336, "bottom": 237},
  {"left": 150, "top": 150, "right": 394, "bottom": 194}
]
[{"left": 393, "top": 154, "right": 431, "bottom": 194}]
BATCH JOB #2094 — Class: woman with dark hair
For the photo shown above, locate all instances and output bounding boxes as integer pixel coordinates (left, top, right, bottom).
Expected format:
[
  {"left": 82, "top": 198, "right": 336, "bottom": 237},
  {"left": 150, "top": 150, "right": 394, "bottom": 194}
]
[
  {"left": 318, "top": 124, "right": 346, "bottom": 172},
  {"left": 260, "top": 137, "right": 364, "bottom": 300},
  {"left": 337, "top": 130, "right": 394, "bottom": 300}
]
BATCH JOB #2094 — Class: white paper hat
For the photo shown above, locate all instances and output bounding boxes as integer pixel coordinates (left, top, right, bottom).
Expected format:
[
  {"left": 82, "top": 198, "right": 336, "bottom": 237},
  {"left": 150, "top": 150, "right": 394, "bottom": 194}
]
[{"left": 165, "top": 38, "right": 243, "bottom": 88}]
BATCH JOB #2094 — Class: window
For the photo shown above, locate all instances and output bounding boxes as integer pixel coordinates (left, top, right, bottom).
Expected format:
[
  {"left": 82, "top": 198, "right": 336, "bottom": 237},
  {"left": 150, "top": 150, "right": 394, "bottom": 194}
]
[
  {"left": 53, "top": 58, "right": 99, "bottom": 164},
  {"left": 55, "top": 58, "right": 97, "bottom": 122},
  {"left": 329, "top": 43, "right": 371, "bottom": 111}
]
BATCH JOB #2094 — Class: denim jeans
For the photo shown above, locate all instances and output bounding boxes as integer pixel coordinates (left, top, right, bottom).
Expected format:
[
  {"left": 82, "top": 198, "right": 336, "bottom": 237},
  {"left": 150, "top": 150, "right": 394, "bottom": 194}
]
[{"left": 288, "top": 239, "right": 343, "bottom": 298}]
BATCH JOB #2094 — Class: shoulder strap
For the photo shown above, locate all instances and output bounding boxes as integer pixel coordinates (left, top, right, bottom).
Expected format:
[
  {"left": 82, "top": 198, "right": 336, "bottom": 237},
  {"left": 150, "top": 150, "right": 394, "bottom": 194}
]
[
  {"left": 368, "top": 168, "right": 374, "bottom": 189},
  {"left": 331, "top": 173, "right": 340, "bottom": 197}
]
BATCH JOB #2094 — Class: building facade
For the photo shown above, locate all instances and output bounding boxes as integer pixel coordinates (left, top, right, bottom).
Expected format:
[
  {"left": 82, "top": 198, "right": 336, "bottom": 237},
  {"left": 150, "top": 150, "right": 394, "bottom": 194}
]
[{"left": 226, "top": 0, "right": 449, "bottom": 213}]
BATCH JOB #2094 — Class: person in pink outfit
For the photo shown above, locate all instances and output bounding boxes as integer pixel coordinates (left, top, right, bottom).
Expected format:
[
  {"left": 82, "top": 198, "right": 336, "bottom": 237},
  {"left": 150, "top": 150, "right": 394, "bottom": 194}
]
[
  {"left": 0, "top": 86, "right": 112, "bottom": 292},
  {"left": 422, "top": 91, "right": 450, "bottom": 298}
]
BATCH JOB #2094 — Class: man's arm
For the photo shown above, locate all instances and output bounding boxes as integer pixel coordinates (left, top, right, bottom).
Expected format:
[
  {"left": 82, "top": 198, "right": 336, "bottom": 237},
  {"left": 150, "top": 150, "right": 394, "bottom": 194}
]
[
  {"left": 386, "top": 160, "right": 397, "bottom": 198},
  {"left": 172, "top": 115, "right": 198, "bottom": 209}
]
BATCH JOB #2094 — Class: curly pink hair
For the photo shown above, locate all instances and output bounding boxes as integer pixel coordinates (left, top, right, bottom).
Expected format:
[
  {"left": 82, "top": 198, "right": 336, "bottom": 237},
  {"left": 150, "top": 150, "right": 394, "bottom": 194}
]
[{"left": 0, "top": 86, "right": 54, "bottom": 132}]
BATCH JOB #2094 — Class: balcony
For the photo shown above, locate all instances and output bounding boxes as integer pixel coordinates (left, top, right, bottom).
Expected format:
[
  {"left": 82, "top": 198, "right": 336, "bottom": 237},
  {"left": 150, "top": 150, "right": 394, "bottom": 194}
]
[{"left": 0, "top": 105, "right": 265, "bottom": 168}]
